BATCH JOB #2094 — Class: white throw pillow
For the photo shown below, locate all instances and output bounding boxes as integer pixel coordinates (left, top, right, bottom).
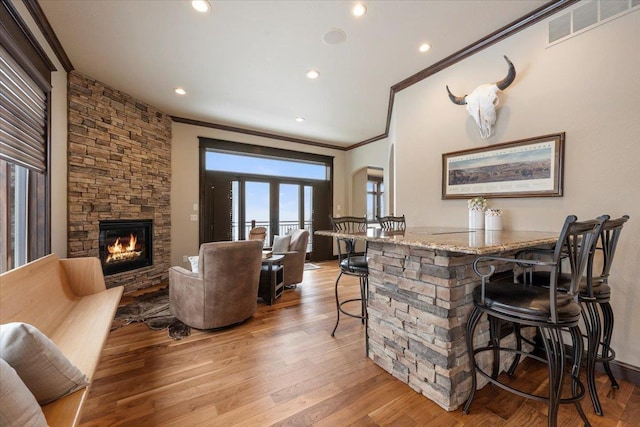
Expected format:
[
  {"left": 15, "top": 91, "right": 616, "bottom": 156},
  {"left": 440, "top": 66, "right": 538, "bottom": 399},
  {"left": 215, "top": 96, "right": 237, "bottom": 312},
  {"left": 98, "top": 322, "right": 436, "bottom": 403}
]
[
  {"left": 188, "top": 256, "right": 199, "bottom": 273},
  {"left": 272, "top": 235, "right": 291, "bottom": 253},
  {"left": 0, "top": 358, "right": 47, "bottom": 427},
  {"left": 0, "top": 322, "right": 89, "bottom": 405}
]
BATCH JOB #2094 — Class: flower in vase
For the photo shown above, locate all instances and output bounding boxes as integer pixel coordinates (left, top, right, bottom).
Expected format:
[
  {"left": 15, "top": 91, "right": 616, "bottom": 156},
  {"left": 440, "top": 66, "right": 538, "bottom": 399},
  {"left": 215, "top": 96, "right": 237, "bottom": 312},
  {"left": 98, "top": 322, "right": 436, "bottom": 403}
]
[{"left": 468, "top": 196, "right": 487, "bottom": 211}]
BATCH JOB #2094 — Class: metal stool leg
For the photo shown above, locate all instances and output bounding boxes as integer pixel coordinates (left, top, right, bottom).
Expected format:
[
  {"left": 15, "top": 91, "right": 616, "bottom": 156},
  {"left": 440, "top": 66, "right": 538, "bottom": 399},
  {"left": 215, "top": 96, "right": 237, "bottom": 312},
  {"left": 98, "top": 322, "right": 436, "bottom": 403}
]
[
  {"left": 600, "top": 302, "right": 618, "bottom": 389},
  {"left": 331, "top": 271, "right": 344, "bottom": 337},
  {"left": 540, "top": 327, "right": 563, "bottom": 427},
  {"left": 569, "top": 325, "right": 591, "bottom": 426},
  {"left": 489, "top": 316, "right": 502, "bottom": 379},
  {"left": 582, "top": 301, "right": 603, "bottom": 416},
  {"left": 462, "top": 306, "right": 483, "bottom": 414},
  {"left": 331, "top": 270, "right": 368, "bottom": 345},
  {"left": 361, "top": 274, "right": 369, "bottom": 356},
  {"left": 507, "top": 323, "right": 523, "bottom": 376}
]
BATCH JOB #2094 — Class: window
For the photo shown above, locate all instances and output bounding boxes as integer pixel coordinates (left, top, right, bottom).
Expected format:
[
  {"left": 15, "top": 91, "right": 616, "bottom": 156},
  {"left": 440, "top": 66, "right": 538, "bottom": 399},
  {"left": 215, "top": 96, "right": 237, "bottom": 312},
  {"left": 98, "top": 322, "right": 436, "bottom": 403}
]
[
  {"left": 366, "top": 176, "right": 384, "bottom": 222},
  {"left": 1, "top": 3, "right": 54, "bottom": 272},
  {"left": 199, "top": 138, "right": 333, "bottom": 260},
  {"left": 205, "top": 151, "right": 328, "bottom": 180}
]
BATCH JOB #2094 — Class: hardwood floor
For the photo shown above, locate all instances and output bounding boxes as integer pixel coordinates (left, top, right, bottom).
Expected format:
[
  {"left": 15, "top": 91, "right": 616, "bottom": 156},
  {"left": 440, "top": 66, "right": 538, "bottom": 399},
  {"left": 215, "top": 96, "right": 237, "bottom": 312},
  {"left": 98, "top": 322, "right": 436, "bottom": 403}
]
[{"left": 80, "top": 261, "right": 638, "bottom": 427}]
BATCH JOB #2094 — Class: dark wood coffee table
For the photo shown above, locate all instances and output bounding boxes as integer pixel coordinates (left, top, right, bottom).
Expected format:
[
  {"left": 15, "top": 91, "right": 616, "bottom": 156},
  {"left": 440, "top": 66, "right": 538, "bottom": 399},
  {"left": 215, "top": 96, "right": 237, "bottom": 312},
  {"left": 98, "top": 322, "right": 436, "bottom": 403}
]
[{"left": 258, "top": 254, "right": 284, "bottom": 305}]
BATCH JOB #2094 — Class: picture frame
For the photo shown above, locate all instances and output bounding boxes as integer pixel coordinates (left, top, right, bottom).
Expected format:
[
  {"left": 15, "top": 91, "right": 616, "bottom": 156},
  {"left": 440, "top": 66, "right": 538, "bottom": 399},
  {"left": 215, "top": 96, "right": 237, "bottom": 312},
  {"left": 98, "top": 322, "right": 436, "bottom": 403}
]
[{"left": 442, "top": 132, "right": 565, "bottom": 199}]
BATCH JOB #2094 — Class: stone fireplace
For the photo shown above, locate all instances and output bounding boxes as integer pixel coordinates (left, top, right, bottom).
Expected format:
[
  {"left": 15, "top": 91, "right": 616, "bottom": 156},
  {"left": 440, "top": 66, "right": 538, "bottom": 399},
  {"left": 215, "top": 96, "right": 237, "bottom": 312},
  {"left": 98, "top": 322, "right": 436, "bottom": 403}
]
[
  {"left": 67, "top": 71, "right": 171, "bottom": 292},
  {"left": 99, "top": 220, "right": 153, "bottom": 275}
]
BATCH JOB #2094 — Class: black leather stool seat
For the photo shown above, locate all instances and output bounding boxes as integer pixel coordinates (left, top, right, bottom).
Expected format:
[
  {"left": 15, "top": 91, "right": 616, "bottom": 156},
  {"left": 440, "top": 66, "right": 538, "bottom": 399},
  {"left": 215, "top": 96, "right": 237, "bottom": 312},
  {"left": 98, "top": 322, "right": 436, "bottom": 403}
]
[
  {"left": 339, "top": 256, "right": 368, "bottom": 274},
  {"left": 476, "top": 277, "right": 582, "bottom": 321}
]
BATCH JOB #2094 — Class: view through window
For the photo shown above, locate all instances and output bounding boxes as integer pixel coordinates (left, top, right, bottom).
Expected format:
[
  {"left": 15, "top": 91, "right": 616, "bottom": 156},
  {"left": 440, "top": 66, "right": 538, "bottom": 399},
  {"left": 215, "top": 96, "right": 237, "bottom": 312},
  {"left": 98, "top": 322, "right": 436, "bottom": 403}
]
[
  {"left": 203, "top": 147, "right": 331, "bottom": 256},
  {"left": 367, "top": 177, "right": 384, "bottom": 221}
]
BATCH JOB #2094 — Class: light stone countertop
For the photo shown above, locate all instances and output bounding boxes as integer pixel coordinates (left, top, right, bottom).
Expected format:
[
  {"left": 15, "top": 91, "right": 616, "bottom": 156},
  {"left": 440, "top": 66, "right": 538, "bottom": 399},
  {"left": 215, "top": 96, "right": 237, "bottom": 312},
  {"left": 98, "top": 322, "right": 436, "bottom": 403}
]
[{"left": 315, "top": 226, "right": 558, "bottom": 255}]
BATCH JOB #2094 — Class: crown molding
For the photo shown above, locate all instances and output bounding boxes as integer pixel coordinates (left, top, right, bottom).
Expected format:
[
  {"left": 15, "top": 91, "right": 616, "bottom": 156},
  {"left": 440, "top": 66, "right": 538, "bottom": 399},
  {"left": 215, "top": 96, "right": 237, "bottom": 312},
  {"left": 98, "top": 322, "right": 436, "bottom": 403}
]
[
  {"left": 171, "top": 116, "right": 346, "bottom": 151},
  {"left": 22, "top": 0, "right": 73, "bottom": 72}
]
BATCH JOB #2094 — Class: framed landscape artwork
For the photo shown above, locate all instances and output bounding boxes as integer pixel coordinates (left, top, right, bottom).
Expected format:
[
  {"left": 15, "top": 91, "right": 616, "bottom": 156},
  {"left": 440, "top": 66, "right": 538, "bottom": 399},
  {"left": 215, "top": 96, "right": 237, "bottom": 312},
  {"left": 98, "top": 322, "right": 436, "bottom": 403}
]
[{"left": 442, "top": 133, "right": 565, "bottom": 199}]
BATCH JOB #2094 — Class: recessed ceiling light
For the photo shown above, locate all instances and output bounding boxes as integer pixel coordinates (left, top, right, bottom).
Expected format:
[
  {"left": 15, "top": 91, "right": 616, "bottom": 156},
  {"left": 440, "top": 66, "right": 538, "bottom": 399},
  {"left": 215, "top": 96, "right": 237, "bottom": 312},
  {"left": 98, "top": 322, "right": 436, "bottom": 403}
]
[
  {"left": 419, "top": 43, "right": 431, "bottom": 53},
  {"left": 175, "top": 88, "right": 186, "bottom": 95},
  {"left": 296, "top": 117, "right": 305, "bottom": 122},
  {"left": 353, "top": 3, "right": 367, "bottom": 17},
  {"left": 191, "top": 0, "right": 211, "bottom": 13},
  {"left": 306, "top": 70, "right": 320, "bottom": 79}
]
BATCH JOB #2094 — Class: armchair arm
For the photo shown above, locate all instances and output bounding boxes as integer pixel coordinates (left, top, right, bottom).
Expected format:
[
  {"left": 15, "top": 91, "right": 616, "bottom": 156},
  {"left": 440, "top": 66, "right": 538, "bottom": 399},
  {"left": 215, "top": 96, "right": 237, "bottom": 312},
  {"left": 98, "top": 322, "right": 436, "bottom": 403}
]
[
  {"left": 169, "top": 266, "right": 200, "bottom": 284},
  {"left": 169, "top": 266, "right": 204, "bottom": 325},
  {"left": 276, "top": 250, "right": 306, "bottom": 286}
]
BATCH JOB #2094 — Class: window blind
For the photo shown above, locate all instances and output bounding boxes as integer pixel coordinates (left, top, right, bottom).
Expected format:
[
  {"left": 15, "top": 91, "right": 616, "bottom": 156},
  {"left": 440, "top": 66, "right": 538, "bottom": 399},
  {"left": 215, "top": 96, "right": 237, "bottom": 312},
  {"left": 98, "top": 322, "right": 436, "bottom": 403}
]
[{"left": 0, "top": 45, "right": 47, "bottom": 172}]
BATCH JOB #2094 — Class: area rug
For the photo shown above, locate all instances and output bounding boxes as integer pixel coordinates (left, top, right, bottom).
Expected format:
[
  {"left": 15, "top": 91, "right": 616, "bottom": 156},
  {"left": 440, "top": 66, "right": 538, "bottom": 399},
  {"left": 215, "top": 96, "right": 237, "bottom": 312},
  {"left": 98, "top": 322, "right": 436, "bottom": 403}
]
[
  {"left": 111, "top": 287, "right": 191, "bottom": 340},
  {"left": 304, "top": 263, "right": 321, "bottom": 270}
]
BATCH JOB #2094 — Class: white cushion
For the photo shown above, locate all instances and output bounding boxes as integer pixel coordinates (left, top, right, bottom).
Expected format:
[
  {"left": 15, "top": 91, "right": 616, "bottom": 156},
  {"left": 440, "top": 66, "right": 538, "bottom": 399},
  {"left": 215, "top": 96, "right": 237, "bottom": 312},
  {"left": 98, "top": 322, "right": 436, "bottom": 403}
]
[
  {"left": 0, "top": 322, "right": 89, "bottom": 405},
  {"left": 0, "top": 358, "right": 47, "bottom": 427},
  {"left": 188, "top": 255, "right": 199, "bottom": 273},
  {"left": 272, "top": 235, "right": 291, "bottom": 253}
]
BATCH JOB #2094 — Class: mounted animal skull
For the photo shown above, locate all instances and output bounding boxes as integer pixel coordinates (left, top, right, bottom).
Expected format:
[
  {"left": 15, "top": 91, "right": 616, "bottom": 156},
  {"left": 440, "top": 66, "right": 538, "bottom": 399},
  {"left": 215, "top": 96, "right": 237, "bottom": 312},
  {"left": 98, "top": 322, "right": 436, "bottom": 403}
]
[{"left": 446, "top": 56, "right": 516, "bottom": 139}]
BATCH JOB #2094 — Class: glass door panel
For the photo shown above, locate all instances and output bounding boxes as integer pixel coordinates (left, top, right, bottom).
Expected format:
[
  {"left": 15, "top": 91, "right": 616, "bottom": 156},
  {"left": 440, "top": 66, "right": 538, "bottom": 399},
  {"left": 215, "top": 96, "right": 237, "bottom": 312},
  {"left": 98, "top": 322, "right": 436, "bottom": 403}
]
[
  {"left": 304, "top": 186, "right": 313, "bottom": 252},
  {"left": 245, "top": 181, "right": 271, "bottom": 243},
  {"left": 231, "top": 180, "right": 240, "bottom": 240},
  {"left": 278, "top": 183, "right": 299, "bottom": 237}
]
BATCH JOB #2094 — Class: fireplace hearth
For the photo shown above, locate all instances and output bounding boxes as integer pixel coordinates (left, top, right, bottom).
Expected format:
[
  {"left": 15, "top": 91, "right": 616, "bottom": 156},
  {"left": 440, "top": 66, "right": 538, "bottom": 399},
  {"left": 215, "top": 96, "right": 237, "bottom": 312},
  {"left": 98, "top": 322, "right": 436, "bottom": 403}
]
[{"left": 99, "top": 220, "right": 153, "bottom": 275}]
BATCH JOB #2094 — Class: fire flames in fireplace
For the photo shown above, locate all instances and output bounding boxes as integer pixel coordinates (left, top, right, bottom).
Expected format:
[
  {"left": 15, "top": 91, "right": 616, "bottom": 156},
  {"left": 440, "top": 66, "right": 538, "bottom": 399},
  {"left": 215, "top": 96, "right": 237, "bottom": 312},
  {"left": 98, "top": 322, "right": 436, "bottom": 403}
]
[
  {"left": 106, "top": 233, "right": 142, "bottom": 264},
  {"left": 99, "top": 219, "right": 152, "bottom": 275}
]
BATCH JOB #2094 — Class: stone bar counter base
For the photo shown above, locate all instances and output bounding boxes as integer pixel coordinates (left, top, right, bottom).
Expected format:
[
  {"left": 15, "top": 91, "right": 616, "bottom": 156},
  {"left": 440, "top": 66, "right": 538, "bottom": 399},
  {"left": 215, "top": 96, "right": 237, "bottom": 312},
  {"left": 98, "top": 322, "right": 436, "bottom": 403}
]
[
  {"left": 315, "top": 227, "right": 555, "bottom": 411},
  {"left": 366, "top": 242, "right": 528, "bottom": 411}
]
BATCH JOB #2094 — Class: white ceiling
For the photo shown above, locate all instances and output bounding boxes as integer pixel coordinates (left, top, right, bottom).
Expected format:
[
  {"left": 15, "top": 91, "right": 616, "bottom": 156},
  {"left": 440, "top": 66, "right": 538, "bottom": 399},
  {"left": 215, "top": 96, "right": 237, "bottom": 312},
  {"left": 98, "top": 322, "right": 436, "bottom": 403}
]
[{"left": 39, "top": 0, "right": 548, "bottom": 147}]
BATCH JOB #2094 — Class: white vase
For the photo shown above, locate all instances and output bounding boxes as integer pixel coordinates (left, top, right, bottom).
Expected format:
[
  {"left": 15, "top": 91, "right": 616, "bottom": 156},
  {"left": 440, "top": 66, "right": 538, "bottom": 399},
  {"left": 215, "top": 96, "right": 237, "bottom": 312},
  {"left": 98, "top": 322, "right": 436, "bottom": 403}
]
[
  {"left": 468, "top": 209, "right": 484, "bottom": 230},
  {"left": 485, "top": 215, "right": 503, "bottom": 231},
  {"left": 485, "top": 209, "right": 503, "bottom": 231}
]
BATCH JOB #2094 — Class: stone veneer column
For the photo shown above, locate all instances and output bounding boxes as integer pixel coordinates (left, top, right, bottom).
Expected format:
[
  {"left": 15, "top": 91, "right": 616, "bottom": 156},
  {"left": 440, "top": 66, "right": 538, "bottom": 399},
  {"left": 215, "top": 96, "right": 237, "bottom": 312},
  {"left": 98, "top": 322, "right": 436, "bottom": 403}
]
[
  {"left": 67, "top": 71, "right": 172, "bottom": 293},
  {"left": 366, "top": 241, "right": 522, "bottom": 411}
]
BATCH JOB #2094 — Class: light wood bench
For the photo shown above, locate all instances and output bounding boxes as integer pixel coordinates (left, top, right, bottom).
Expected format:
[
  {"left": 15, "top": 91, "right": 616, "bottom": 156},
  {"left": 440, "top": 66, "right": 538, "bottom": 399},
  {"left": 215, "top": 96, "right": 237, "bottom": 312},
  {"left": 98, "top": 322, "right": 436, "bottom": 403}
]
[{"left": 0, "top": 253, "right": 123, "bottom": 426}]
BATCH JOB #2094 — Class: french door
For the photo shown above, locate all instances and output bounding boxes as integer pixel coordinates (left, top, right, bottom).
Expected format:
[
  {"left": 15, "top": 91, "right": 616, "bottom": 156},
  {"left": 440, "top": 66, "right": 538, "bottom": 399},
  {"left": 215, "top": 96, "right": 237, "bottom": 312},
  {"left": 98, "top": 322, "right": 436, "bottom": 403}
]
[{"left": 202, "top": 172, "right": 331, "bottom": 261}]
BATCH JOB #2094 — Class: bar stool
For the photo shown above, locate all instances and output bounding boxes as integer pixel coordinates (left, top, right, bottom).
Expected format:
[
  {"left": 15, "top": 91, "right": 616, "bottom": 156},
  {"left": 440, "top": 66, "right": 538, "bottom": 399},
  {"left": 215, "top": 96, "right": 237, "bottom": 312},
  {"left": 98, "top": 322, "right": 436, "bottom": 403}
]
[
  {"left": 377, "top": 215, "right": 406, "bottom": 231},
  {"left": 329, "top": 216, "right": 369, "bottom": 352},
  {"left": 514, "top": 214, "right": 629, "bottom": 415},
  {"left": 464, "top": 215, "right": 604, "bottom": 427}
]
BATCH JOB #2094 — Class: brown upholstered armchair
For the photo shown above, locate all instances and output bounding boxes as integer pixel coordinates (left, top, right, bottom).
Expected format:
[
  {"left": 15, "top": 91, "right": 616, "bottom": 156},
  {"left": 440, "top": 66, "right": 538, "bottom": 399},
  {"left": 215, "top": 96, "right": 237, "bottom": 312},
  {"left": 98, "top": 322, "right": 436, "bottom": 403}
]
[
  {"left": 169, "top": 240, "right": 263, "bottom": 329},
  {"left": 271, "top": 229, "right": 310, "bottom": 288}
]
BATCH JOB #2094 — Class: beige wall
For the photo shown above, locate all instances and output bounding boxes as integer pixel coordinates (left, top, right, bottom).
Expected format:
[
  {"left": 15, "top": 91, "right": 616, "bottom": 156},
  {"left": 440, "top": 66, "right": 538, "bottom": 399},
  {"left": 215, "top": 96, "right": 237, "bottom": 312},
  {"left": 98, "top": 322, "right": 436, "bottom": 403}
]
[
  {"left": 344, "top": 138, "right": 389, "bottom": 216},
  {"left": 385, "top": 9, "right": 640, "bottom": 366},
  {"left": 12, "top": 1, "right": 69, "bottom": 257},
  {"left": 170, "top": 122, "right": 346, "bottom": 268}
]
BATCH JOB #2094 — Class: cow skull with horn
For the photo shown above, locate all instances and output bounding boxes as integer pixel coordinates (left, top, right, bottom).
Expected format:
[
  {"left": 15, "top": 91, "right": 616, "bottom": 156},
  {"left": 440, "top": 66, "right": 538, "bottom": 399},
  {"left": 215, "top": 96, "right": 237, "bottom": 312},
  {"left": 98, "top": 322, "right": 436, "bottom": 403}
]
[{"left": 446, "top": 56, "right": 516, "bottom": 139}]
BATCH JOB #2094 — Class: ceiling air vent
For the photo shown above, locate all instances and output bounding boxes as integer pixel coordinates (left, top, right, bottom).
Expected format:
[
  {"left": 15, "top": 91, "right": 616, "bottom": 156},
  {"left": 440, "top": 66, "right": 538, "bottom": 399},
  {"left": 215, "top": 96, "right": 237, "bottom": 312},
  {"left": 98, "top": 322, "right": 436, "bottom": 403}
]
[
  {"left": 573, "top": 1, "right": 598, "bottom": 32},
  {"left": 601, "top": 0, "right": 630, "bottom": 19},
  {"left": 549, "top": 13, "right": 571, "bottom": 43},
  {"left": 548, "top": 0, "right": 638, "bottom": 46}
]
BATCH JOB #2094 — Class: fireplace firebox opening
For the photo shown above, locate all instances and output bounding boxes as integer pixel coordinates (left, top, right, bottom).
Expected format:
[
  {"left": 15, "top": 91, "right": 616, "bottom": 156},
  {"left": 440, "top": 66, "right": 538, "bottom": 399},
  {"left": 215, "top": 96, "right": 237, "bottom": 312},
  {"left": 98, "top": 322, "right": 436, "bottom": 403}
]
[{"left": 99, "top": 220, "right": 153, "bottom": 275}]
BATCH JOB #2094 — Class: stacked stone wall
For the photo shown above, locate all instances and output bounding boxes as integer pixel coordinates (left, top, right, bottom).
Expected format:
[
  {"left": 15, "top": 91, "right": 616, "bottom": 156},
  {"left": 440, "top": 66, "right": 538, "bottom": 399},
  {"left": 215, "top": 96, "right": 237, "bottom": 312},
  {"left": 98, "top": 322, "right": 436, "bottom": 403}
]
[
  {"left": 367, "top": 242, "right": 525, "bottom": 410},
  {"left": 67, "top": 71, "right": 171, "bottom": 293}
]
